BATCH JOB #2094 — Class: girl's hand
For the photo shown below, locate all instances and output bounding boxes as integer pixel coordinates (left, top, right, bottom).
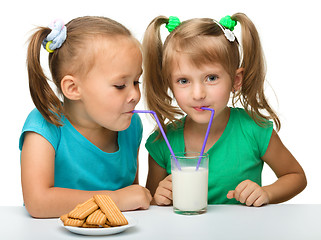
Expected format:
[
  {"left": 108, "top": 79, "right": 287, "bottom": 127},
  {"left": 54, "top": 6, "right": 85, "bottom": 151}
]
[
  {"left": 115, "top": 185, "right": 152, "bottom": 211},
  {"left": 227, "top": 180, "right": 270, "bottom": 207},
  {"left": 154, "top": 175, "right": 173, "bottom": 206}
]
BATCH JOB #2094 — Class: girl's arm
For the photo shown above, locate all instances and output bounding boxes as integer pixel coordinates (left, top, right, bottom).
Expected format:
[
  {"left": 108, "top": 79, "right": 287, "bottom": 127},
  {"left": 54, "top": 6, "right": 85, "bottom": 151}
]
[
  {"left": 227, "top": 130, "right": 307, "bottom": 206},
  {"left": 260, "top": 130, "right": 307, "bottom": 203},
  {"left": 133, "top": 149, "right": 140, "bottom": 184},
  {"left": 21, "top": 132, "right": 151, "bottom": 218},
  {"left": 145, "top": 155, "right": 172, "bottom": 205}
]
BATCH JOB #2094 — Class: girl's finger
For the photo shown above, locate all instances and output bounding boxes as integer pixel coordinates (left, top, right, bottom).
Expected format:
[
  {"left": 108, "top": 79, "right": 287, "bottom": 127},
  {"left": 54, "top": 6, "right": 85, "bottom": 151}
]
[{"left": 226, "top": 190, "right": 235, "bottom": 199}]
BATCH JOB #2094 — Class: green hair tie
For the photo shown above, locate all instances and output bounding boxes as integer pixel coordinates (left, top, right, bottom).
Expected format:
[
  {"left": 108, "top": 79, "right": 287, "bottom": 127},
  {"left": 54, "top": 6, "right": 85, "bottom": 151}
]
[
  {"left": 219, "top": 15, "right": 237, "bottom": 31},
  {"left": 166, "top": 16, "right": 181, "bottom": 32}
]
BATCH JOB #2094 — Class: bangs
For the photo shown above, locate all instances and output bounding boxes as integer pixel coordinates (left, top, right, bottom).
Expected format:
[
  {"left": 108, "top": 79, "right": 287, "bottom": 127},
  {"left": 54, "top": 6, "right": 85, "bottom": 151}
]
[
  {"left": 163, "top": 35, "right": 240, "bottom": 84},
  {"left": 180, "top": 36, "right": 228, "bottom": 67}
]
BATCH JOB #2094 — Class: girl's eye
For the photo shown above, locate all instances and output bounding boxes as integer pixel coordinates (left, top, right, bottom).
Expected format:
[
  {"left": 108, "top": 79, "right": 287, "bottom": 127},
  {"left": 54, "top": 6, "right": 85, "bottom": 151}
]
[
  {"left": 178, "top": 78, "right": 189, "bottom": 84},
  {"left": 114, "top": 81, "right": 140, "bottom": 89},
  {"left": 206, "top": 75, "right": 218, "bottom": 82},
  {"left": 114, "top": 84, "right": 126, "bottom": 90}
]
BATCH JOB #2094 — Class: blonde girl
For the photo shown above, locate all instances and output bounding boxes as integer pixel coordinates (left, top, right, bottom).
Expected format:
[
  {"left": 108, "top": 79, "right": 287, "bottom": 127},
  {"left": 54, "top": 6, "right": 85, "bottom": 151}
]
[
  {"left": 143, "top": 14, "right": 306, "bottom": 206},
  {"left": 20, "top": 16, "right": 151, "bottom": 218}
]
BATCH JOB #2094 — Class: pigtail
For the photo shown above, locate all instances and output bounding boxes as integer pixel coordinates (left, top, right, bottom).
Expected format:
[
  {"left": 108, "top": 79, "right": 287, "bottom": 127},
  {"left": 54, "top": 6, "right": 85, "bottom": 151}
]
[
  {"left": 142, "top": 16, "right": 182, "bottom": 133},
  {"left": 27, "top": 27, "right": 63, "bottom": 126},
  {"left": 232, "top": 13, "right": 281, "bottom": 131}
]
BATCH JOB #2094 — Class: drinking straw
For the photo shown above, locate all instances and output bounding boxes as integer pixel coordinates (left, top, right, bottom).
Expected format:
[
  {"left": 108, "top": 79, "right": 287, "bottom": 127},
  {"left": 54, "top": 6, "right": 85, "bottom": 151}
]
[
  {"left": 196, "top": 107, "right": 215, "bottom": 170},
  {"left": 132, "top": 110, "right": 181, "bottom": 170}
]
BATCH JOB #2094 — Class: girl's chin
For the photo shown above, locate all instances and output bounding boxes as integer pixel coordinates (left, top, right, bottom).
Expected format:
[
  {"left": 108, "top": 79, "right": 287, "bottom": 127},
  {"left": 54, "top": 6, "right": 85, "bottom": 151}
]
[
  {"left": 104, "top": 118, "right": 132, "bottom": 131},
  {"left": 187, "top": 115, "right": 212, "bottom": 125},
  {"left": 117, "top": 121, "right": 132, "bottom": 131}
]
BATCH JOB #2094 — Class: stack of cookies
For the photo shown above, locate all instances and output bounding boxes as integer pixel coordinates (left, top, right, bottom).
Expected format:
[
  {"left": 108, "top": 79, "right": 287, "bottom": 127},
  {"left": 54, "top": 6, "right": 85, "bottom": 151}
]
[{"left": 60, "top": 195, "right": 128, "bottom": 228}]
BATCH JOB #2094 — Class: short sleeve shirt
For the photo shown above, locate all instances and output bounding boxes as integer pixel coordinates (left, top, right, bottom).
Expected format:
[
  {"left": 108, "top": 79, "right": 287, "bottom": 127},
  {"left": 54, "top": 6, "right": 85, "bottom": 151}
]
[
  {"left": 145, "top": 108, "right": 273, "bottom": 204},
  {"left": 19, "top": 109, "right": 143, "bottom": 191}
]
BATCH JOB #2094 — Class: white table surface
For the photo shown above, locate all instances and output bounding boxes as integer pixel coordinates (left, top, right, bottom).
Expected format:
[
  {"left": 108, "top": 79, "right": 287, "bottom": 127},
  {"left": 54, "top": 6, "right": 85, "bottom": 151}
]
[{"left": 1, "top": 204, "right": 321, "bottom": 239}]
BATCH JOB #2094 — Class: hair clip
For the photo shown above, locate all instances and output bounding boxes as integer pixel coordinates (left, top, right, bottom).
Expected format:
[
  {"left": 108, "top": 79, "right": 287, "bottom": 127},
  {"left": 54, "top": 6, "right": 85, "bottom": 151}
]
[
  {"left": 214, "top": 15, "right": 237, "bottom": 42},
  {"left": 219, "top": 15, "right": 237, "bottom": 31},
  {"left": 42, "top": 19, "right": 67, "bottom": 53},
  {"left": 166, "top": 16, "right": 181, "bottom": 33}
]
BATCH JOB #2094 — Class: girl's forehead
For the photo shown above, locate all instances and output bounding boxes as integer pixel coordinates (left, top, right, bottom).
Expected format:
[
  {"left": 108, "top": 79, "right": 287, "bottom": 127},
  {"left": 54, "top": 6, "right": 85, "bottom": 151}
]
[
  {"left": 170, "top": 52, "right": 220, "bottom": 70},
  {"left": 171, "top": 54, "right": 225, "bottom": 72},
  {"left": 165, "top": 35, "right": 239, "bottom": 76},
  {"left": 166, "top": 39, "right": 221, "bottom": 64},
  {"left": 86, "top": 36, "right": 140, "bottom": 62},
  {"left": 92, "top": 35, "right": 139, "bottom": 49},
  {"left": 70, "top": 36, "right": 141, "bottom": 79}
]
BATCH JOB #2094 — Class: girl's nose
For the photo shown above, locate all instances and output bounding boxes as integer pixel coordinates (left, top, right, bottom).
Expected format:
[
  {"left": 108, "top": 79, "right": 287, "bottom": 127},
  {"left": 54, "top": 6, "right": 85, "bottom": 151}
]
[
  {"left": 192, "top": 83, "right": 206, "bottom": 100},
  {"left": 128, "top": 85, "right": 141, "bottom": 104}
]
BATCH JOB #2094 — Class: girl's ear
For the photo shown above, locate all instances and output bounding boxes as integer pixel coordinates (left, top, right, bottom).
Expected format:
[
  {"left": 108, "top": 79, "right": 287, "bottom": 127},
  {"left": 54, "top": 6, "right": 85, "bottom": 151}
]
[
  {"left": 60, "top": 75, "right": 81, "bottom": 100},
  {"left": 233, "top": 68, "right": 244, "bottom": 91}
]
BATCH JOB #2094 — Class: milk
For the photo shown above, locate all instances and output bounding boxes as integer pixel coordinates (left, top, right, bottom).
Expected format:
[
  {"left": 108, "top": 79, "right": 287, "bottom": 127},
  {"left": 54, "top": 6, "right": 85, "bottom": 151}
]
[{"left": 172, "top": 167, "right": 208, "bottom": 211}]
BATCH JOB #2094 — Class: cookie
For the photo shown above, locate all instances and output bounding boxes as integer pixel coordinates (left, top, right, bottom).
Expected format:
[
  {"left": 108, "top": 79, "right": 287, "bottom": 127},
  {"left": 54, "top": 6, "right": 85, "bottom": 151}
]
[
  {"left": 86, "top": 209, "right": 106, "bottom": 226},
  {"left": 77, "top": 197, "right": 95, "bottom": 208},
  {"left": 102, "top": 223, "right": 111, "bottom": 228},
  {"left": 82, "top": 222, "right": 100, "bottom": 228},
  {"left": 68, "top": 198, "right": 98, "bottom": 219},
  {"left": 93, "top": 195, "right": 128, "bottom": 226},
  {"left": 64, "top": 218, "right": 85, "bottom": 227},
  {"left": 60, "top": 213, "right": 69, "bottom": 223}
]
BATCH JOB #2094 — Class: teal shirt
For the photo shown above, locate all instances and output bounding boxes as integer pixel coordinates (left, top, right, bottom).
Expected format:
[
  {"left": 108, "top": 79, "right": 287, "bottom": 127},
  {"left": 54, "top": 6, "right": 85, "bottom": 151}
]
[
  {"left": 19, "top": 108, "right": 142, "bottom": 191},
  {"left": 145, "top": 108, "right": 273, "bottom": 204}
]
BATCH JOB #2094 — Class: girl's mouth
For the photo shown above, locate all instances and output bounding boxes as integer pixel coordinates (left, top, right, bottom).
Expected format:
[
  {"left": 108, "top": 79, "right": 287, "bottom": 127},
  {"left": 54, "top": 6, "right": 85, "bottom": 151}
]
[
  {"left": 193, "top": 106, "right": 209, "bottom": 112},
  {"left": 125, "top": 110, "right": 135, "bottom": 114}
]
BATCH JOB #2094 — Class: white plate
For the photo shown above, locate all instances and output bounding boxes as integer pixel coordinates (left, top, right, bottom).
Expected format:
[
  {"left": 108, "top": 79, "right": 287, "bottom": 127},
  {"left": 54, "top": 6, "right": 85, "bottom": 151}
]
[{"left": 60, "top": 215, "right": 137, "bottom": 236}]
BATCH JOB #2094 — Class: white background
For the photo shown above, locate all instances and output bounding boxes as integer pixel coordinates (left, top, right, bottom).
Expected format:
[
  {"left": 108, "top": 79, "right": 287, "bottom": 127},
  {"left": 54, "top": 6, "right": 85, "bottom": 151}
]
[{"left": 1, "top": 0, "right": 320, "bottom": 206}]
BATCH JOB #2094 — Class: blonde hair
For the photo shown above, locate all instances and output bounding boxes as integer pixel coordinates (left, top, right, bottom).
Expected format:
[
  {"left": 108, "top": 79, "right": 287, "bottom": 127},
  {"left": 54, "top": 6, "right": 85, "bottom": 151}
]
[
  {"left": 143, "top": 13, "right": 280, "bottom": 134},
  {"left": 27, "top": 16, "right": 133, "bottom": 126}
]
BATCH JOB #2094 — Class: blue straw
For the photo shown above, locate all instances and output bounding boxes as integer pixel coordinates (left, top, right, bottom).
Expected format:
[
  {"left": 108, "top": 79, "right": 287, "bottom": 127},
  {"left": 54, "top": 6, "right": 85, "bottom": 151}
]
[
  {"left": 132, "top": 110, "right": 181, "bottom": 170},
  {"left": 196, "top": 107, "right": 215, "bottom": 170}
]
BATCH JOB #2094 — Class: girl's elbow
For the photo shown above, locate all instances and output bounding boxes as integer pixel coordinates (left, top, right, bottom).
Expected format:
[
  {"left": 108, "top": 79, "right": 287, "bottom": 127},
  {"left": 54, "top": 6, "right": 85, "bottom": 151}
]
[
  {"left": 24, "top": 197, "right": 50, "bottom": 218},
  {"left": 25, "top": 206, "right": 42, "bottom": 218},
  {"left": 295, "top": 171, "right": 307, "bottom": 195},
  {"left": 301, "top": 173, "right": 308, "bottom": 191}
]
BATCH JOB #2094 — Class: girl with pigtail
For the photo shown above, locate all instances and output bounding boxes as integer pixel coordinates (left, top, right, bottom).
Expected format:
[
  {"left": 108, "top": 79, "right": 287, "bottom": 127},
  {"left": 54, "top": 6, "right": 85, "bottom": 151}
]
[
  {"left": 20, "top": 16, "right": 152, "bottom": 218},
  {"left": 144, "top": 13, "right": 306, "bottom": 206}
]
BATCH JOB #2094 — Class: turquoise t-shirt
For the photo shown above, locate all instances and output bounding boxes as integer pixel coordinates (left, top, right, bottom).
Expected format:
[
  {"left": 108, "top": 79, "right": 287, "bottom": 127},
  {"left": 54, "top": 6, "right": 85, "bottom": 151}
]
[
  {"left": 145, "top": 107, "right": 273, "bottom": 204},
  {"left": 19, "top": 108, "right": 142, "bottom": 191}
]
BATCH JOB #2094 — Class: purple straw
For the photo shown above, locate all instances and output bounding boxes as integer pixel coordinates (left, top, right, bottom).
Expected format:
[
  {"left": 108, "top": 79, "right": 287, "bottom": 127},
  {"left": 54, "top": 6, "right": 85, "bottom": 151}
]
[
  {"left": 132, "top": 110, "right": 181, "bottom": 170},
  {"left": 196, "top": 107, "right": 215, "bottom": 170}
]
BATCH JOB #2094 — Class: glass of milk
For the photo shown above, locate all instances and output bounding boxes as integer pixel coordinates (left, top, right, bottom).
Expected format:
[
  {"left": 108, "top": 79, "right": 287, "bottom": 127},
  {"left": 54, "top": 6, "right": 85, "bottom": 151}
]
[{"left": 171, "top": 152, "right": 209, "bottom": 215}]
